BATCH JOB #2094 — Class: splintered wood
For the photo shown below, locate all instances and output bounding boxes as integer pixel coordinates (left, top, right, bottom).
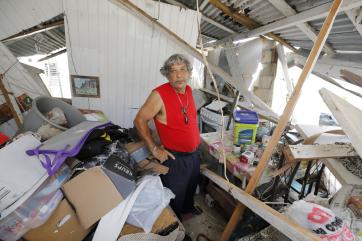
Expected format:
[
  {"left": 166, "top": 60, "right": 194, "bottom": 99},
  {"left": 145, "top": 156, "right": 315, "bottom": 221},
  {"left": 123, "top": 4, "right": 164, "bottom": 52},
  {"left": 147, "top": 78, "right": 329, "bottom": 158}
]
[{"left": 284, "top": 144, "right": 358, "bottom": 162}]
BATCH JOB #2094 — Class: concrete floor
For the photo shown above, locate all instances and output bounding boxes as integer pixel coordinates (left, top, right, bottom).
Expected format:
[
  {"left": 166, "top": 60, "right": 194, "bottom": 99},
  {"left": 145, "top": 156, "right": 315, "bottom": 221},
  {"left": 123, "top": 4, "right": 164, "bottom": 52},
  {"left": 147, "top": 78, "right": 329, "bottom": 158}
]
[{"left": 182, "top": 194, "right": 227, "bottom": 241}]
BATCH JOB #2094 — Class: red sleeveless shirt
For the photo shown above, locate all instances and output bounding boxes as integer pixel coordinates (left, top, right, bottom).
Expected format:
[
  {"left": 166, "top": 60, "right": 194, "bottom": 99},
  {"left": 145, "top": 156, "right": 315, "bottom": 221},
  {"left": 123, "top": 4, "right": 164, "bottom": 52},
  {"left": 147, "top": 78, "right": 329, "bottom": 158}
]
[{"left": 154, "top": 83, "right": 200, "bottom": 152}]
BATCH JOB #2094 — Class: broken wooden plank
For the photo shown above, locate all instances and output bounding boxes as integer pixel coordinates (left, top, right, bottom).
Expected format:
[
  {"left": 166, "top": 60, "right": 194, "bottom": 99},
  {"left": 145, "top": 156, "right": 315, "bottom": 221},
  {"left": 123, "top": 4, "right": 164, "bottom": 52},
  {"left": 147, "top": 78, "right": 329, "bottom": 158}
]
[
  {"left": 295, "top": 124, "right": 341, "bottom": 139},
  {"left": 220, "top": 1, "right": 344, "bottom": 240},
  {"left": 340, "top": 69, "right": 362, "bottom": 88},
  {"left": 284, "top": 143, "right": 358, "bottom": 161},
  {"left": 202, "top": 168, "right": 322, "bottom": 241},
  {"left": 320, "top": 88, "right": 362, "bottom": 158},
  {"left": 322, "top": 158, "right": 362, "bottom": 185}
]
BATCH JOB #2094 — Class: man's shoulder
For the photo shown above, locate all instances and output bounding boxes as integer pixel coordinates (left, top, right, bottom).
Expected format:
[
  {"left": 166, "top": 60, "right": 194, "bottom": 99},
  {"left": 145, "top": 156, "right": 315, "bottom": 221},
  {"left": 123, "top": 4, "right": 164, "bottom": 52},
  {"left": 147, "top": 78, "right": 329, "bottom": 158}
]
[{"left": 154, "top": 82, "right": 170, "bottom": 91}]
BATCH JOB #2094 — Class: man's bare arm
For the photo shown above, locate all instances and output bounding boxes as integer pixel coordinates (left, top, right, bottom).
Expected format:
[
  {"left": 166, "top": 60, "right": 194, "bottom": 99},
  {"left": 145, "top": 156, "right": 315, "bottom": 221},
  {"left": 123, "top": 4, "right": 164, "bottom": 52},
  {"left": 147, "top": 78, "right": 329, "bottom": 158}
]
[{"left": 134, "top": 91, "right": 175, "bottom": 162}]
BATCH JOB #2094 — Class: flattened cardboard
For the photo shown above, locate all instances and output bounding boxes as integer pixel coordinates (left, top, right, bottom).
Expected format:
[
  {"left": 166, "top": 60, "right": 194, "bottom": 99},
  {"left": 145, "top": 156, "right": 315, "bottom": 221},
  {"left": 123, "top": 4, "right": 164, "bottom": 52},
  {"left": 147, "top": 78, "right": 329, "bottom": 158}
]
[
  {"left": 24, "top": 199, "right": 90, "bottom": 241},
  {"left": 62, "top": 166, "right": 123, "bottom": 229}
]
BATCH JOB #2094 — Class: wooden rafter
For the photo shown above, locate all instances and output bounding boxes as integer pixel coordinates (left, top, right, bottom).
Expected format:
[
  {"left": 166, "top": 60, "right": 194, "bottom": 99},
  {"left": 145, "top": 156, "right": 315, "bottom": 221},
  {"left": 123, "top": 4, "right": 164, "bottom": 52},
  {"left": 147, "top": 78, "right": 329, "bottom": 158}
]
[{"left": 207, "top": 0, "right": 297, "bottom": 52}]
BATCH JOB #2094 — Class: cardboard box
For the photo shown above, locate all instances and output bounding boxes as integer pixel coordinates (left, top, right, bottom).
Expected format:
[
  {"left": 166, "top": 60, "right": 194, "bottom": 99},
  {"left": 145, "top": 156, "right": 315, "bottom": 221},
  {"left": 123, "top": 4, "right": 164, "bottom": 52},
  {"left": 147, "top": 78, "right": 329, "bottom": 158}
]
[
  {"left": 62, "top": 166, "right": 123, "bottom": 229},
  {"left": 24, "top": 199, "right": 90, "bottom": 241}
]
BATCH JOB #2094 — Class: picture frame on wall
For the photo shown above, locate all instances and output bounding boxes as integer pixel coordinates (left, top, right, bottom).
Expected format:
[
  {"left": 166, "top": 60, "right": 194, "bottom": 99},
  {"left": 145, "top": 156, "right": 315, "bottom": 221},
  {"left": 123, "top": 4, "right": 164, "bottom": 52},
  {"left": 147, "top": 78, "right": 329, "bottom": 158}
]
[{"left": 70, "top": 75, "right": 100, "bottom": 98}]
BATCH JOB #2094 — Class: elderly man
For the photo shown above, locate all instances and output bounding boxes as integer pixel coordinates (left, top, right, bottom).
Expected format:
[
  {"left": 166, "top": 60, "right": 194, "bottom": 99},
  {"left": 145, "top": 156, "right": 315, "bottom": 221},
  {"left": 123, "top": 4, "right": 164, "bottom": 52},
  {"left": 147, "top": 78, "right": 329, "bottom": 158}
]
[{"left": 134, "top": 54, "right": 201, "bottom": 220}]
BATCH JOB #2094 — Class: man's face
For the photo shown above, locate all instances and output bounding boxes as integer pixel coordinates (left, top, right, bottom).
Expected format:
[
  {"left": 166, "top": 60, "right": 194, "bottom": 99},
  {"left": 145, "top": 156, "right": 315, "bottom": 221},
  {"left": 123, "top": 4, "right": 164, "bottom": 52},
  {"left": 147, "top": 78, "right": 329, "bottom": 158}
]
[{"left": 167, "top": 62, "right": 190, "bottom": 92}]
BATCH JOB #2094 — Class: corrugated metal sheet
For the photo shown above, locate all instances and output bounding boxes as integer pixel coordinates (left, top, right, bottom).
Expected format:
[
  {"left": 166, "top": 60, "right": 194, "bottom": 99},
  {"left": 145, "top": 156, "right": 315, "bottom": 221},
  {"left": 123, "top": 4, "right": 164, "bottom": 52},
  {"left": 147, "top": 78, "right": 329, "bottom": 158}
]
[
  {"left": 0, "top": 0, "right": 63, "bottom": 40},
  {"left": 5, "top": 27, "right": 66, "bottom": 57},
  {"left": 175, "top": 0, "right": 362, "bottom": 53},
  {"left": 63, "top": 0, "right": 198, "bottom": 127}
]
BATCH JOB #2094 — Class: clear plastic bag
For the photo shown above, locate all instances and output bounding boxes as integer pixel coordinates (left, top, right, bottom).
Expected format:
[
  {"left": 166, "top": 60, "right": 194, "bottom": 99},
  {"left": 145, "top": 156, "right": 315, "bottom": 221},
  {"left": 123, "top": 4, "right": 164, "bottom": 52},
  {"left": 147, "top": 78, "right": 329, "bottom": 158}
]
[
  {"left": 126, "top": 175, "right": 175, "bottom": 233},
  {"left": 46, "top": 107, "right": 68, "bottom": 126},
  {"left": 0, "top": 164, "right": 71, "bottom": 241}
]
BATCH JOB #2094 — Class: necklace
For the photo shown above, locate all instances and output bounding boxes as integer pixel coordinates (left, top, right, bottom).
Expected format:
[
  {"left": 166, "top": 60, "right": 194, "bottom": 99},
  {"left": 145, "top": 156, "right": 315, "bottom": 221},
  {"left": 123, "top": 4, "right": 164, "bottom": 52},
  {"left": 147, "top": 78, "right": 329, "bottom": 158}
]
[{"left": 174, "top": 88, "right": 189, "bottom": 125}]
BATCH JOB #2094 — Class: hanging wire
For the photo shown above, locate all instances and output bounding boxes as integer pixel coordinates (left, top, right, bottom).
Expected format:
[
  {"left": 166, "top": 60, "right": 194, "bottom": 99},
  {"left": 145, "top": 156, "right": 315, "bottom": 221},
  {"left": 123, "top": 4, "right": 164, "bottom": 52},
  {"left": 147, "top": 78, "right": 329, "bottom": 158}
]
[{"left": 196, "top": 0, "right": 230, "bottom": 184}]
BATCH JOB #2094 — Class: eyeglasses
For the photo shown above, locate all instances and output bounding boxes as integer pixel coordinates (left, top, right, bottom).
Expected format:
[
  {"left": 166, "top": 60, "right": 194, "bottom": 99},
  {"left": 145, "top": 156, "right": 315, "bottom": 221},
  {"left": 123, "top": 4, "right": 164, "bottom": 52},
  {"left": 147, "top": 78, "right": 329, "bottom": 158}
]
[{"left": 182, "top": 107, "right": 188, "bottom": 125}]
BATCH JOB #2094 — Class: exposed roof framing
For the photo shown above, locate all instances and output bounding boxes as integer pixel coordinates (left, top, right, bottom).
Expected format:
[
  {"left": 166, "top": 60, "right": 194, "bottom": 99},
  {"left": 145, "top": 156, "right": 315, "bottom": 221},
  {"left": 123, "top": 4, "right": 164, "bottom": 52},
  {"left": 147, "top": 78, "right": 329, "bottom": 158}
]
[
  {"left": 238, "top": 0, "right": 362, "bottom": 41},
  {"left": 267, "top": 0, "right": 335, "bottom": 54},
  {"left": 207, "top": 0, "right": 297, "bottom": 52},
  {"left": 345, "top": 6, "right": 362, "bottom": 39},
  {"left": 208, "top": 0, "right": 362, "bottom": 48}
]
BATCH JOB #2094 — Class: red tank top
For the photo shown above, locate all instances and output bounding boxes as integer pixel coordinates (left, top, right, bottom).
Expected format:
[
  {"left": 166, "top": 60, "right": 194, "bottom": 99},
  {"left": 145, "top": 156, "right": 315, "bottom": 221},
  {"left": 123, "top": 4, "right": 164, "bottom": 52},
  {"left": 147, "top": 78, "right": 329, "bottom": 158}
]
[{"left": 154, "top": 83, "right": 200, "bottom": 152}]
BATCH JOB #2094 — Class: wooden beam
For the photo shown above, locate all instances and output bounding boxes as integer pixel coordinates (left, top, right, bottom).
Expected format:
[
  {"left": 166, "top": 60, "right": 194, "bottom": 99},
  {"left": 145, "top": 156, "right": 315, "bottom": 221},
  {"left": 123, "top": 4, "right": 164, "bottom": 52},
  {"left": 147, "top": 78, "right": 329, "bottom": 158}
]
[
  {"left": 220, "top": 1, "right": 344, "bottom": 240},
  {"left": 322, "top": 158, "right": 362, "bottom": 185},
  {"left": 284, "top": 144, "right": 358, "bottom": 161},
  {"left": 207, "top": 0, "right": 297, "bottom": 52},
  {"left": 215, "top": 0, "right": 362, "bottom": 46},
  {"left": 314, "top": 71, "right": 362, "bottom": 98},
  {"left": 2, "top": 19, "right": 64, "bottom": 43},
  {"left": 320, "top": 88, "right": 362, "bottom": 158},
  {"left": 340, "top": 69, "right": 362, "bottom": 88},
  {"left": 293, "top": 63, "right": 362, "bottom": 98},
  {"left": 267, "top": 0, "right": 335, "bottom": 54},
  {"left": 202, "top": 168, "right": 322, "bottom": 241},
  {"left": 0, "top": 74, "right": 23, "bottom": 127},
  {"left": 276, "top": 44, "right": 293, "bottom": 97},
  {"left": 108, "top": 0, "right": 278, "bottom": 121}
]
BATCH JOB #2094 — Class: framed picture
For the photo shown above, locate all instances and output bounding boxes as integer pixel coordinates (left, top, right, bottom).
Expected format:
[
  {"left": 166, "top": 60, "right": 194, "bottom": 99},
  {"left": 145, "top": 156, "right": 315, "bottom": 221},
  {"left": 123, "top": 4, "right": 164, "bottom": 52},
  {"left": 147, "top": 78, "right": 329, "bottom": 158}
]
[{"left": 70, "top": 75, "right": 100, "bottom": 98}]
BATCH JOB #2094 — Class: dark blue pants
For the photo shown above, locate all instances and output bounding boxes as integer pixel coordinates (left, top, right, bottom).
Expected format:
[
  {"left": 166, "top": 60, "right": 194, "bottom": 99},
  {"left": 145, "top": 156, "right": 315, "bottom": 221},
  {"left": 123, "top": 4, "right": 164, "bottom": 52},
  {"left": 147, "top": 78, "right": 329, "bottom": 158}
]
[{"left": 161, "top": 150, "right": 200, "bottom": 219}]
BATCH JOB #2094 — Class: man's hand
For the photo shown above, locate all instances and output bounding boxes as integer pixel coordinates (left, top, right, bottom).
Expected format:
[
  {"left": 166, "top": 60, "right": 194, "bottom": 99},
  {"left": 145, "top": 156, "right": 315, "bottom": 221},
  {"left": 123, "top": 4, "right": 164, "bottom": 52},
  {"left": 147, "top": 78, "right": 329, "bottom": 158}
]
[{"left": 151, "top": 145, "right": 175, "bottom": 163}]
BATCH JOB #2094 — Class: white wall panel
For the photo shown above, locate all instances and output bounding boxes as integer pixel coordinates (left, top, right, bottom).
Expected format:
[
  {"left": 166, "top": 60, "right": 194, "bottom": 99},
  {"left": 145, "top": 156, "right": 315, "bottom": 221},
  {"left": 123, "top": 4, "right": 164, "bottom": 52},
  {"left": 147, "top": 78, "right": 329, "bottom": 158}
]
[
  {"left": 64, "top": 0, "right": 198, "bottom": 127},
  {"left": 0, "top": 0, "right": 63, "bottom": 39}
]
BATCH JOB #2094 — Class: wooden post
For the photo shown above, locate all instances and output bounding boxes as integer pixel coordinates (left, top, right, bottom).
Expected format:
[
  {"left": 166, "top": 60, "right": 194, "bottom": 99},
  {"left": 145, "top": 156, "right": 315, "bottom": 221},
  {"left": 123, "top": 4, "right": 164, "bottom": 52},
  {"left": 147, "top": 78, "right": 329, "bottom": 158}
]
[
  {"left": 219, "top": 0, "right": 344, "bottom": 240},
  {"left": 0, "top": 74, "right": 23, "bottom": 127}
]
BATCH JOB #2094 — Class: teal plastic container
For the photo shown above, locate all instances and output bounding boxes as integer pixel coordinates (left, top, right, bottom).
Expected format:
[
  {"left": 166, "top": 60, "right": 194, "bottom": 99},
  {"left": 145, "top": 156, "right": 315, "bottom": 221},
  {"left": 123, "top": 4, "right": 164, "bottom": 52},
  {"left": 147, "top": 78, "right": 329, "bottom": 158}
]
[{"left": 233, "top": 110, "right": 259, "bottom": 146}]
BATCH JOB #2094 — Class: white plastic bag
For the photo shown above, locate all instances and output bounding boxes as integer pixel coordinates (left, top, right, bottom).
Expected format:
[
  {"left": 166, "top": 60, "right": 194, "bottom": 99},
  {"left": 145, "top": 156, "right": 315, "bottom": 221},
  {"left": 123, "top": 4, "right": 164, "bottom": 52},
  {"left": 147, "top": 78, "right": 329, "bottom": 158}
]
[
  {"left": 285, "top": 200, "right": 355, "bottom": 241},
  {"left": 126, "top": 175, "right": 175, "bottom": 233},
  {"left": 47, "top": 107, "right": 67, "bottom": 126}
]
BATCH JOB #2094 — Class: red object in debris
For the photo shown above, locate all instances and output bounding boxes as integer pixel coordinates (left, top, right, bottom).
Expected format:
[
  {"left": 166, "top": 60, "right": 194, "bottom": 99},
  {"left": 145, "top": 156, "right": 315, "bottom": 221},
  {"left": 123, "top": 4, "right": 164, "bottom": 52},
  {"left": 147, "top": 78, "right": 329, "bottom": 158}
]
[{"left": 0, "top": 131, "right": 9, "bottom": 145}]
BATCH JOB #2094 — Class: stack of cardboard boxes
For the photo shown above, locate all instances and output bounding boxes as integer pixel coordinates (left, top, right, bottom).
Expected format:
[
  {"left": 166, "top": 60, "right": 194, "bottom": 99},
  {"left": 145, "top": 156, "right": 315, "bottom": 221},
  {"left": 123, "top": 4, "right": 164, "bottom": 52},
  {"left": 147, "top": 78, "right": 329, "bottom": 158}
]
[{"left": 23, "top": 142, "right": 180, "bottom": 241}]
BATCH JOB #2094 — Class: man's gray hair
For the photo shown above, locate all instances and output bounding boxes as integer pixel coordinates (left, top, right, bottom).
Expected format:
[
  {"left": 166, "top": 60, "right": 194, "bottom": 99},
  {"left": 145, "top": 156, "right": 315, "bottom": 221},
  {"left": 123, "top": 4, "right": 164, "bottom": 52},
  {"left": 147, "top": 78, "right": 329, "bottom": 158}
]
[{"left": 160, "top": 54, "right": 192, "bottom": 77}]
